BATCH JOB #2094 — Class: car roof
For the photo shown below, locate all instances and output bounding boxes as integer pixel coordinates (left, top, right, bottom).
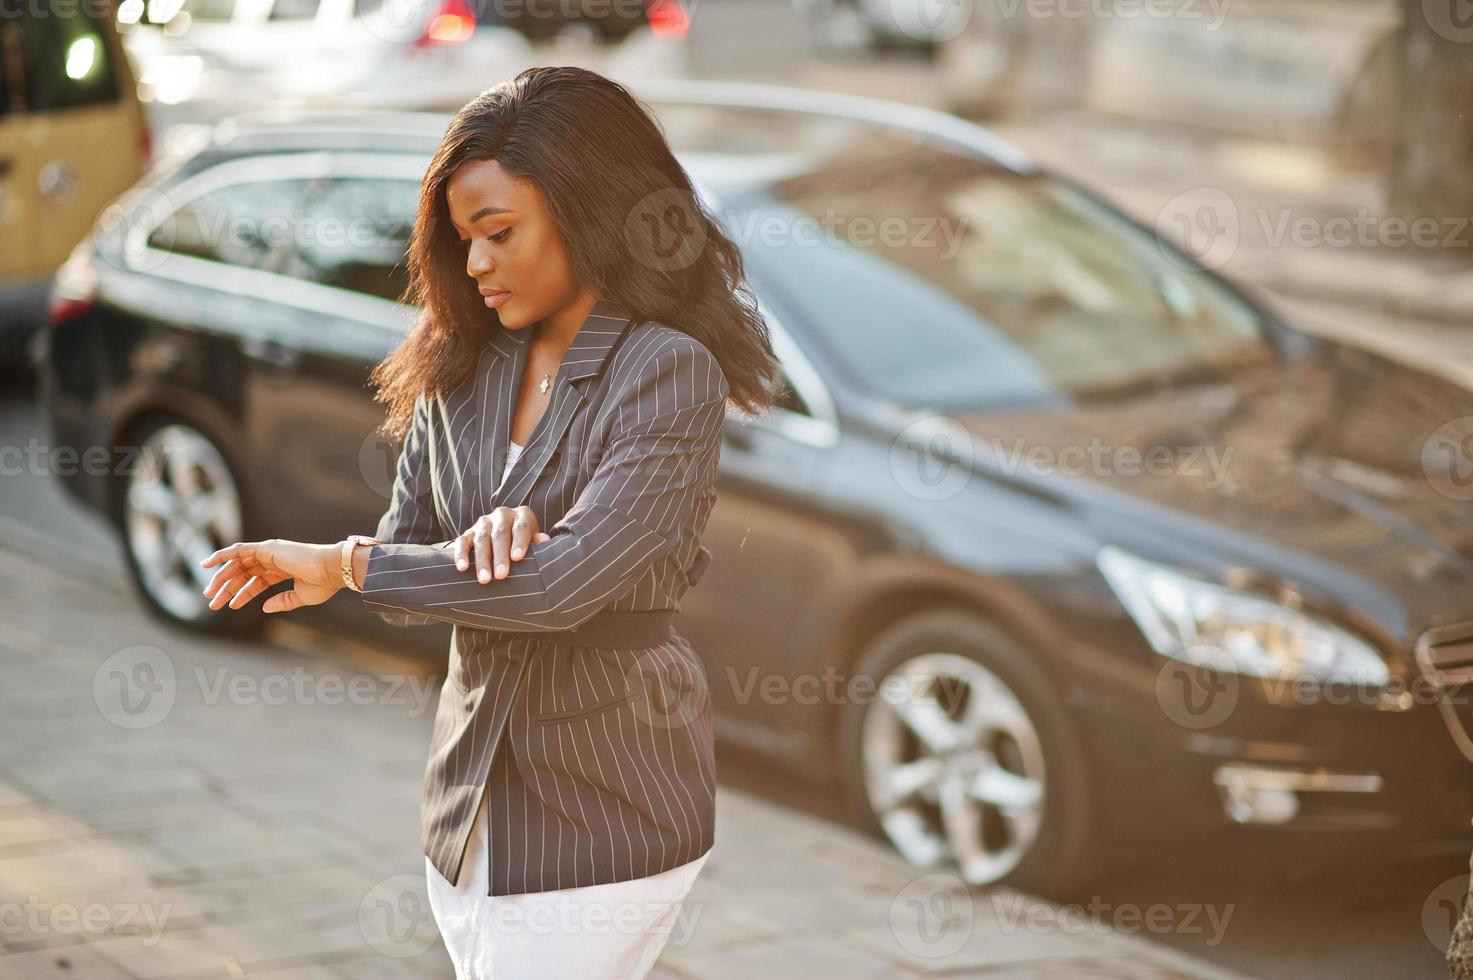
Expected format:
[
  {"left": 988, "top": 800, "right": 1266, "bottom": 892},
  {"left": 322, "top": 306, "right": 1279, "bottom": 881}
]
[{"left": 201, "top": 80, "right": 1038, "bottom": 174}]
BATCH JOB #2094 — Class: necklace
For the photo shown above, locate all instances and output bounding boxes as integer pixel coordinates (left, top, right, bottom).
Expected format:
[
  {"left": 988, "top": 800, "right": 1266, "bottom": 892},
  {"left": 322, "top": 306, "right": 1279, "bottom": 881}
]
[{"left": 539, "top": 373, "right": 551, "bottom": 395}]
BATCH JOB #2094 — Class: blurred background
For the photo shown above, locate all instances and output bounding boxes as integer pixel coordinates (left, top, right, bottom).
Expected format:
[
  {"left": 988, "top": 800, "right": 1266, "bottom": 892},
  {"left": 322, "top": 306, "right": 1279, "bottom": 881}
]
[{"left": 4, "top": 1, "right": 1473, "bottom": 978}]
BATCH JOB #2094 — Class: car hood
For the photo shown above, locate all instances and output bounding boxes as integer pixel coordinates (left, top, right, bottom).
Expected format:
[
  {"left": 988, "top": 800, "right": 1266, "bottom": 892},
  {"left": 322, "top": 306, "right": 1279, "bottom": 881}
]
[{"left": 943, "top": 340, "right": 1473, "bottom": 636}]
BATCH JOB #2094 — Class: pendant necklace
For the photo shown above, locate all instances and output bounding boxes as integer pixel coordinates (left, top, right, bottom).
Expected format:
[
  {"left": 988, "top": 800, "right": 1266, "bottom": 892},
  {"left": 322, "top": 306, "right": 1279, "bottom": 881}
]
[{"left": 538, "top": 373, "right": 551, "bottom": 395}]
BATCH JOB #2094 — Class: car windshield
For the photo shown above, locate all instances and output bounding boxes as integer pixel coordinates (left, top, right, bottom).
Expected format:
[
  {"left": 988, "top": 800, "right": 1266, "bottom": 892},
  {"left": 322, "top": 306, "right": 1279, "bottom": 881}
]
[{"left": 708, "top": 129, "right": 1274, "bottom": 410}]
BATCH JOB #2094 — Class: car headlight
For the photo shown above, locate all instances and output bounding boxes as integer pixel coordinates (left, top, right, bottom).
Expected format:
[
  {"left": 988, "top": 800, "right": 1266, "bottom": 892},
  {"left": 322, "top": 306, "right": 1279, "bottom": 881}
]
[{"left": 1095, "top": 545, "right": 1389, "bottom": 685}]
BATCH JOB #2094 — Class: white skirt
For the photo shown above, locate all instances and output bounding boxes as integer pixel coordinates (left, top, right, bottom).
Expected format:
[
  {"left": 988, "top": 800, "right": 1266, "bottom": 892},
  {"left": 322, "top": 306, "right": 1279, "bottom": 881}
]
[{"left": 424, "top": 783, "right": 709, "bottom": 980}]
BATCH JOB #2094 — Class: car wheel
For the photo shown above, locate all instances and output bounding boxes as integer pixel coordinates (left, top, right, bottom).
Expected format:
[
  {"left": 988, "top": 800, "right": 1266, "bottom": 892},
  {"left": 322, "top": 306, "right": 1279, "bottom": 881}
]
[
  {"left": 839, "top": 609, "right": 1101, "bottom": 898},
  {"left": 118, "top": 418, "right": 265, "bottom": 638}
]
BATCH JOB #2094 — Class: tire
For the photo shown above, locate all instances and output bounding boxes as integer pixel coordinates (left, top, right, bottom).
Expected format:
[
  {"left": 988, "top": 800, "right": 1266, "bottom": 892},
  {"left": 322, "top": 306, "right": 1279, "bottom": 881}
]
[
  {"left": 116, "top": 417, "right": 266, "bottom": 639},
  {"left": 837, "top": 609, "right": 1102, "bottom": 899}
]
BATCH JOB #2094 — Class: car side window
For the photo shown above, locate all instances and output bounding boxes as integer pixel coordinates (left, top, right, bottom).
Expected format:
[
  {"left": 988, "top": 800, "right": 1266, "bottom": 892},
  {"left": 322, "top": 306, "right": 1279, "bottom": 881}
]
[
  {"left": 15, "top": 1, "right": 120, "bottom": 112},
  {"left": 147, "top": 177, "right": 317, "bottom": 275},
  {"left": 293, "top": 177, "right": 417, "bottom": 303}
]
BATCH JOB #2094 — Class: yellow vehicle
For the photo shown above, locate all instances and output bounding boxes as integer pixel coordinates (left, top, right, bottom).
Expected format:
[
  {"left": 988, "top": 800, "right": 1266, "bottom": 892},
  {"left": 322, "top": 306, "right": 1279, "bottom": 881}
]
[{"left": 0, "top": 0, "right": 150, "bottom": 366}]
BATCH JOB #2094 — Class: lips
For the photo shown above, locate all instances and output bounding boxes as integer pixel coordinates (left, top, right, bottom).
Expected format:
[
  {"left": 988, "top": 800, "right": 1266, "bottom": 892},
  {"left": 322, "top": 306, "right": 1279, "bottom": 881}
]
[{"left": 478, "top": 286, "right": 509, "bottom": 297}]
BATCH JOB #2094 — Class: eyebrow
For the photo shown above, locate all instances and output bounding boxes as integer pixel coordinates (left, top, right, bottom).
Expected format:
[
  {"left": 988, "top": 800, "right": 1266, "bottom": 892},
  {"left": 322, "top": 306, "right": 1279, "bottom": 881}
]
[{"left": 452, "top": 206, "right": 516, "bottom": 234}]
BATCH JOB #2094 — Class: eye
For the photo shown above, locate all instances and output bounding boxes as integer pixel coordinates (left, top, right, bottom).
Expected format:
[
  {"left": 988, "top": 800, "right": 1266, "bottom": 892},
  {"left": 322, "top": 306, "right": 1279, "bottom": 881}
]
[{"left": 489, "top": 228, "right": 511, "bottom": 243}]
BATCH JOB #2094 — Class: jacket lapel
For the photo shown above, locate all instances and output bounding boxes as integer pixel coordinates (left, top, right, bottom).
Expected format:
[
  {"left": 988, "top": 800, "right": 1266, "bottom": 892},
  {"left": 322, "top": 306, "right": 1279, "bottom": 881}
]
[{"left": 482, "top": 296, "right": 636, "bottom": 512}]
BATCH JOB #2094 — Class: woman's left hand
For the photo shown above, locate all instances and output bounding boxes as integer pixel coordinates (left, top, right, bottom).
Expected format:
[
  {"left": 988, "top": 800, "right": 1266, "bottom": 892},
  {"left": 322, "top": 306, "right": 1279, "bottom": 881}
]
[
  {"left": 452, "top": 505, "right": 552, "bottom": 583},
  {"left": 199, "top": 539, "right": 342, "bottom": 614}
]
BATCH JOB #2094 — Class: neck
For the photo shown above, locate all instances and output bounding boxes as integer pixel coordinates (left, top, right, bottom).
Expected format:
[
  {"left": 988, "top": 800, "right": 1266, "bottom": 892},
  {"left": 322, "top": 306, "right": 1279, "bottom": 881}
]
[{"left": 532, "top": 288, "right": 600, "bottom": 356}]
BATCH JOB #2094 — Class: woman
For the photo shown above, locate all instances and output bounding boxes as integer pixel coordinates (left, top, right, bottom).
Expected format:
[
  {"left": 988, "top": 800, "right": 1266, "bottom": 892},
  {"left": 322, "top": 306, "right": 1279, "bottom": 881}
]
[{"left": 198, "top": 65, "right": 779, "bottom": 978}]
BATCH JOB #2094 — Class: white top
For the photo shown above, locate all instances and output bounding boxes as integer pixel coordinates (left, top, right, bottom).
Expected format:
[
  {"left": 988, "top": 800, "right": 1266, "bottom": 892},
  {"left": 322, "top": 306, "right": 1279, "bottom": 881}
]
[{"left": 500, "top": 439, "right": 524, "bottom": 488}]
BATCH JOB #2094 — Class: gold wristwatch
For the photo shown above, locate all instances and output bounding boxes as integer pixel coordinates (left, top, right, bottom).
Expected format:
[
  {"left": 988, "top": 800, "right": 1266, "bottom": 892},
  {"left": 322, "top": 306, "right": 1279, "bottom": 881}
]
[{"left": 340, "top": 535, "right": 380, "bottom": 592}]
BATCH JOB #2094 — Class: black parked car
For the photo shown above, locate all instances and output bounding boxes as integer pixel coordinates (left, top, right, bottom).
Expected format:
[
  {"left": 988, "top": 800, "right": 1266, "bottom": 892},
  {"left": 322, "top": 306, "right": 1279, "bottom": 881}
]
[{"left": 39, "top": 84, "right": 1473, "bottom": 896}]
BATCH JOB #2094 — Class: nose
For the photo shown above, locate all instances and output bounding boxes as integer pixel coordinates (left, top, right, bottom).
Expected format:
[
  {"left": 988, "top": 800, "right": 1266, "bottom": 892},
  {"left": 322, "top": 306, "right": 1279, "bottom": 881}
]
[{"left": 466, "top": 242, "right": 493, "bottom": 277}]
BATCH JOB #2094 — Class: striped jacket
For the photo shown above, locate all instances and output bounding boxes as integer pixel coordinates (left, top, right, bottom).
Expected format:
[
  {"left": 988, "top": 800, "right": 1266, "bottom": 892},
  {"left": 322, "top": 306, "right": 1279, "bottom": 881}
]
[{"left": 359, "top": 296, "right": 726, "bottom": 896}]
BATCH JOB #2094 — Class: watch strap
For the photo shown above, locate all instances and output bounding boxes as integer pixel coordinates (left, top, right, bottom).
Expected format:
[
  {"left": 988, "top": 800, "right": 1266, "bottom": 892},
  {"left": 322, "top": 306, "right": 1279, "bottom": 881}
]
[{"left": 341, "top": 535, "right": 381, "bottom": 592}]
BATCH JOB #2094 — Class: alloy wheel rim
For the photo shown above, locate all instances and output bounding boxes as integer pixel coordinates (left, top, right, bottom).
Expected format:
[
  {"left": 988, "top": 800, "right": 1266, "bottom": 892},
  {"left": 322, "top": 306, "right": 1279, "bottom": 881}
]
[
  {"left": 861, "top": 651, "right": 1047, "bottom": 885},
  {"left": 124, "top": 425, "right": 243, "bottom": 622}
]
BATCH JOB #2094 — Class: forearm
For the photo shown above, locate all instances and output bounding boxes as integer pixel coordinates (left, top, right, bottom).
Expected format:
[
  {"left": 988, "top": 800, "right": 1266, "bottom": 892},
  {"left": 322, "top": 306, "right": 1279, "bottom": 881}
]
[{"left": 357, "top": 506, "right": 668, "bottom": 632}]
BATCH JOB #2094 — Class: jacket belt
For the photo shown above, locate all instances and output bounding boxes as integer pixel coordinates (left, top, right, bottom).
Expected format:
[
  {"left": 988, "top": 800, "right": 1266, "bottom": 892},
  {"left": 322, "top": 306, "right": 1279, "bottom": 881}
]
[{"left": 494, "top": 608, "right": 678, "bottom": 655}]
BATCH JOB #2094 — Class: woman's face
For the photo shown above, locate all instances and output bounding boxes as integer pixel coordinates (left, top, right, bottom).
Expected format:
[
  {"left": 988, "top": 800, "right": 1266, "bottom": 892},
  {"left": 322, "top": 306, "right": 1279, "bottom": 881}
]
[{"left": 445, "top": 158, "right": 580, "bottom": 331}]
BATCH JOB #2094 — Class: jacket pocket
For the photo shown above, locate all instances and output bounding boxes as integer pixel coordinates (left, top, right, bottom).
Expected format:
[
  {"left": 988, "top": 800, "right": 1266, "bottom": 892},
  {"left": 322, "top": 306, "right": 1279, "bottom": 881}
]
[{"left": 532, "top": 688, "right": 638, "bottom": 726}]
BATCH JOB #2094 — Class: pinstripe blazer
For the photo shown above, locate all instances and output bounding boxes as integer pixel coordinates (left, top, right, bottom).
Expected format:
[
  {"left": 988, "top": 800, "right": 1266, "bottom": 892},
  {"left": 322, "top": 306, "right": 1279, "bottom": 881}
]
[{"left": 358, "top": 296, "right": 727, "bottom": 896}]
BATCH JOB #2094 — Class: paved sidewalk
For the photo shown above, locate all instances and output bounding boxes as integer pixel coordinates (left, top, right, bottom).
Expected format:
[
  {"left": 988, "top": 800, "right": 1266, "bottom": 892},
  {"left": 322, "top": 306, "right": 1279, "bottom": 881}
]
[{"left": 0, "top": 525, "right": 1252, "bottom": 979}]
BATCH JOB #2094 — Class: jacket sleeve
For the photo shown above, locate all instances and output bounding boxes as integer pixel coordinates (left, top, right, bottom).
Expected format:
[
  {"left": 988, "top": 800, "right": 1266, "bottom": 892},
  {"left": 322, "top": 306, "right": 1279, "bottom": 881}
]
[
  {"left": 365, "top": 393, "right": 457, "bottom": 627},
  {"left": 360, "top": 340, "right": 729, "bottom": 632}
]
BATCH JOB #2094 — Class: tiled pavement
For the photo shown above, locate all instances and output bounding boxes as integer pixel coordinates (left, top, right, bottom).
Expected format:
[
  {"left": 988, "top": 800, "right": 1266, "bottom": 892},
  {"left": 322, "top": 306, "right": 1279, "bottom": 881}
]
[{"left": 0, "top": 525, "right": 1254, "bottom": 979}]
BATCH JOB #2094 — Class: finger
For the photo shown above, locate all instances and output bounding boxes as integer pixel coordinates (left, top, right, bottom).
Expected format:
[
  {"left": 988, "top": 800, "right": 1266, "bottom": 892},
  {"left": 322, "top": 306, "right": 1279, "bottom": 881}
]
[
  {"left": 492, "top": 509, "right": 513, "bottom": 580},
  {"left": 263, "top": 588, "right": 303, "bottom": 615},
  {"left": 200, "top": 542, "right": 253, "bottom": 569},
  {"left": 207, "top": 573, "right": 248, "bottom": 610},
  {"left": 228, "top": 576, "right": 268, "bottom": 611},
  {"left": 473, "top": 519, "right": 493, "bottom": 584},
  {"left": 510, "top": 507, "right": 536, "bottom": 562},
  {"left": 203, "top": 558, "right": 255, "bottom": 599},
  {"left": 454, "top": 532, "right": 471, "bottom": 572},
  {"left": 533, "top": 532, "right": 550, "bottom": 543},
  {"left": 202, "top": 559, "right": 235, "bottom": 599}
]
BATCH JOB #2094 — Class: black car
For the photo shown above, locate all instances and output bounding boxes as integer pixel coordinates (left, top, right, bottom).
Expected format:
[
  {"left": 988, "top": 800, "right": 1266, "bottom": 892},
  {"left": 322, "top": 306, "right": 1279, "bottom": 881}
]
[{"left": 38, "top": 84, "right": 1473, "bottom": 897}]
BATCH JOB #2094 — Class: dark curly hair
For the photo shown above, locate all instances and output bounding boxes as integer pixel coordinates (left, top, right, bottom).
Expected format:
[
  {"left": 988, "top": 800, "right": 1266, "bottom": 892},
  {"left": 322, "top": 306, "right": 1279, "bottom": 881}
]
[{"left": 369, "top": 65, "right": 782, "bottom": 441}]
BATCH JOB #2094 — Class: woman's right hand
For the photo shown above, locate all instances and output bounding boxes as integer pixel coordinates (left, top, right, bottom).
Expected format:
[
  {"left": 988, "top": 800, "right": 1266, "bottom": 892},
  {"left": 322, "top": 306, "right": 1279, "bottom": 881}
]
[{"left": 452, "top": 505, "right": 552, "bottom": 583}]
